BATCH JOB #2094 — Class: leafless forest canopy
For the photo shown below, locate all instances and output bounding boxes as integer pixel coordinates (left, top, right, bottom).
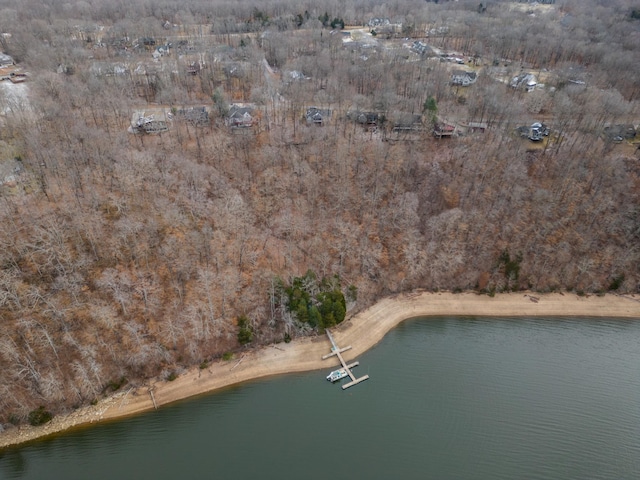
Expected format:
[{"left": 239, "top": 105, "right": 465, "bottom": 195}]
[{"left": 0, "top": 0, "right": 639, "bottom": 424}]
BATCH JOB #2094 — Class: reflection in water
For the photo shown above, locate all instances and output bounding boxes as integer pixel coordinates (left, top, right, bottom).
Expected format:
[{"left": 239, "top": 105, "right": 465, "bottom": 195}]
[{"left": 0, "top": 448, "right": 27, "bottom": 478}]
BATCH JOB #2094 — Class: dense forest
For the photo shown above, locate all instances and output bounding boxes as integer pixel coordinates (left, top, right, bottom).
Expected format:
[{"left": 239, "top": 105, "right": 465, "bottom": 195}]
[{"left": 0, "top": 0, "right": 639, "bottom": 427}]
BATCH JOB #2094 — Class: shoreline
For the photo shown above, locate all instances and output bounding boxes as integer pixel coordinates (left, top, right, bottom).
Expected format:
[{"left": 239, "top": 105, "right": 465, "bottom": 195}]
[{"left": 2, "top": 291, "right": 639, "bottom": 449}]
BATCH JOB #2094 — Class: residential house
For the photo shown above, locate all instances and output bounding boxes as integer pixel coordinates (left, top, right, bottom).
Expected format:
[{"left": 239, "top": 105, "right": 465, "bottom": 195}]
[
  {"left": 57, "top": 64, "right": 75, "bottom": 75},
  {"left": 128, "top": 66, "right": 160, "bottom": 101},
  {"left": 451, "top": 70, "right": 477, "bottom": 86},
  {"left": 175, "top": 106, "right": 209, "bottom": 127},
  {"left": 516, "top": 122, "right": 550, "bottom": 141},
  {"left": 104, "top": 36, "right": 131, "bottom": 53},
  {"left": 368, "top": 18, "right": 390, "bottom": 28},
  {"left": 348, "top": 110, "right": 384, "bottom": 130},
  {"left": 433, "top": 121, "right": 458, "bottom": 138},
  {"left": 90, "top": 62, "right": 129, "bottom": 77},
  {"left": 152, "top": 44, "right": 171, "bottom": 60},
  {"left": 129, "top": 109, "right": 170, "bottom": 134},
  {"left": 137, "top": 37, "right": 156, "bottom": 49},
  {"left": 358, "top": 111, "right": 381, "bottom": 127},
  {"left": 410, "top": 41, "right": 433, "bottom": 56},
  {"left": 442, "top": 54, "right": 465, "bottom": 64},
  {"left": 285, "top": 70, "right": 307, "bottom": 82},
  {"left": 527, "top": 122, "right": 550, "bottom": 141},
  {"left": 603, "top": 124, "right": 636, "bottom": 142},
  {"left": 392, "top": 113, "right": 423, "bottom": 133},
  {"left": 426, "top": 26, "right": 450, "bottom": 37},
  {"left": 183, "top": 52, "right": 205, "bottom": 75},
  {"left": 223, "top": 62, "right": 247, "bottom": 79},
  {"left": 457, "top": 121, "right": 488, "bottom": 135},
  {"left": 162, "top": 20, "right": 176, "bottom": 30},
  {"left": 0, "top": 52, "right": 14, "bottom": 67},
  {"left": 186, "top": 62, "right": 201, "bottom": 75},
  {"left": 511, "top": 73, "right": 537, "bottom": 92},
  {"left": 373, "top": 24, "right": 402, "bottom": 36},
  {"left": 305, "top": 107, "right": 331, "bottom": 125},
  {"left": 226, "top": 104, "right": 254, "bottom": 128}
]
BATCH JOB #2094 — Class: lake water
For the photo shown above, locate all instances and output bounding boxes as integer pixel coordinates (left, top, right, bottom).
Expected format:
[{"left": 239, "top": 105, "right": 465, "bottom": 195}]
[{"left": 1, "top": 316, "right": 639, "bottom": 479}]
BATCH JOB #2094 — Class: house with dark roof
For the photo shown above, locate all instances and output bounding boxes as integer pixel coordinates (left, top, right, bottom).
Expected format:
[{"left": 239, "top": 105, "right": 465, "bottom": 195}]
[
  {"left": 226, "top": 104, "right": 254, "bottom": 128},
  {"left": 358, "top": 112, "right": 381, "bottom": 127},
  {"left": 451, "top": 70, "right": 477, "bottom": 86},
  {"left": 176, "top": 107, "right": 209, "bottom": 127},
  {"left": 603, "top": 124, "right": 636, "bottom": 142},
  {"left": 410, "top": 41, "right": 433, "bottom": 56},
  {"left": 392, "top": 113, "right": 423, "bottom": 133},
  {"left": 129, "top": 109, "right": 170, "bottom": 134},
  {"left": 137, "top": 37, "right": 156, "bottom": 49},
  {"left": 347, "top": 110, "right": 385, "bottom": 131},
  {"left": 457, "top": 121, "right": 488, "bottom": 135},
  {"left": 305, "top": 107, "right": 331, "bottom": 125}
]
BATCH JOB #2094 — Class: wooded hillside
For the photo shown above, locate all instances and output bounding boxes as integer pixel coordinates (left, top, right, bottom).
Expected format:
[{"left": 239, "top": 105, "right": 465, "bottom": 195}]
[{"left": 0, "top": 0, "right": 638, "bottom": 426}]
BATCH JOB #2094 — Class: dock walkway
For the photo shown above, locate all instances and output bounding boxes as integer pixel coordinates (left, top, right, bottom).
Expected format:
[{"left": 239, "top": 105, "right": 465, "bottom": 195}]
[{"left": 322, "top": 329, "right": 369, "bottom": 389}]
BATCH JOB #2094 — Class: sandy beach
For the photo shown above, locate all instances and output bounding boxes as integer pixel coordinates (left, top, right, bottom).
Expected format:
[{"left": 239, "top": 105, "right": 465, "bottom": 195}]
[{"left": 2, "top": 290, "right": 639, "bottom": 449}]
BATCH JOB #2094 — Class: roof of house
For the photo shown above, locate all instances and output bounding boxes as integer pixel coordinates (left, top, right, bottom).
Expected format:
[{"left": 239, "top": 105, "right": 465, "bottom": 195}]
[
  {"left": 226, "top": 104, "right": 255, "bottom": 127},
  {"left": 435, "top": 122, "right": 456, "bottom": 132},
  {"left": 511, "top": 73, "right": 537, "bottom": 88},
  {"left": 433, "top": 121, "right": 457, "bottom": 137},
  {"left": 411, "top": 41, "right": 433, "bottom": 55},
  {"left": 228, "top": 104, "right": 254, "bottom": 118},
  {"left": 451, "top": 69, "right": 476, "bottom": 79},
  {"left": 90, "top": 62, "right": 129, "bottom": 77},
  {"left": 393, "top": 113, "right": 423, "bottom": 129},
  {"left": 0, "top": 53, "right": 14, "bottom": 66},
  {"left": 129, "top": 109, "right": 170, "bottom": 133},
  {"left": 286, "top": 70, "right": 307, "bottom": 81},
  {"left": 306, "top": 107, "right": 331, "bottom": 122},
  {"left": 368, "top": 18, "right": 391, "bottom": 27},
  {"left": 176, "top": 106, "right": 209, "bottom": 126},
  {"left": 359, "top": 112, "right": 380, "bottom": 124},
  {"left": 603, "top": 124, "right": 636, "bottom": 140}
]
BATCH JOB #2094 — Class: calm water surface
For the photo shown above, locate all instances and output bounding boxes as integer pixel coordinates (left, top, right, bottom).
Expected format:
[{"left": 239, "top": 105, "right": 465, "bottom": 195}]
[{"left": 1, "top": 316, "right": 639, "bottom": 479}]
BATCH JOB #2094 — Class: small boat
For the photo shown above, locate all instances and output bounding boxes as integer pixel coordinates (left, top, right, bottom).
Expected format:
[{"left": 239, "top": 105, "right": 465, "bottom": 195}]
[{"left": 326, "top": 368, "right": 348, "bottom": 382}]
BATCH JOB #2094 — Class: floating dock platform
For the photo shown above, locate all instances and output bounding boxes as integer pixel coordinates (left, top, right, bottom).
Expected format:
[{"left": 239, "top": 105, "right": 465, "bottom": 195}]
[{"left": 322, "top": 329, "right": 369, "bottom": 390}]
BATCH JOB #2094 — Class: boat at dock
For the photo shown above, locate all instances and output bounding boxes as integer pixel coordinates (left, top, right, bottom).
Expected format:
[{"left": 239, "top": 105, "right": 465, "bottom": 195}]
[{"left": 326, "top": 368, "right": 348, "bottom": 382}]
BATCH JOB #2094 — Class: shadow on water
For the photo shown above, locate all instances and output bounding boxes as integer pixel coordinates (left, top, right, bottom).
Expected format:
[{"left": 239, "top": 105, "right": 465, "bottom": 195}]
[{"left": 0, "top": 448, "right": 27, "bottom": 478}]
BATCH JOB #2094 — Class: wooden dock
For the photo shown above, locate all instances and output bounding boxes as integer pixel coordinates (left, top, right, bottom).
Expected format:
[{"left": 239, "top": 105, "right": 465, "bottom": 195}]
[{"left": 322, "top": 329, "right": 369, "bottom": 390}]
